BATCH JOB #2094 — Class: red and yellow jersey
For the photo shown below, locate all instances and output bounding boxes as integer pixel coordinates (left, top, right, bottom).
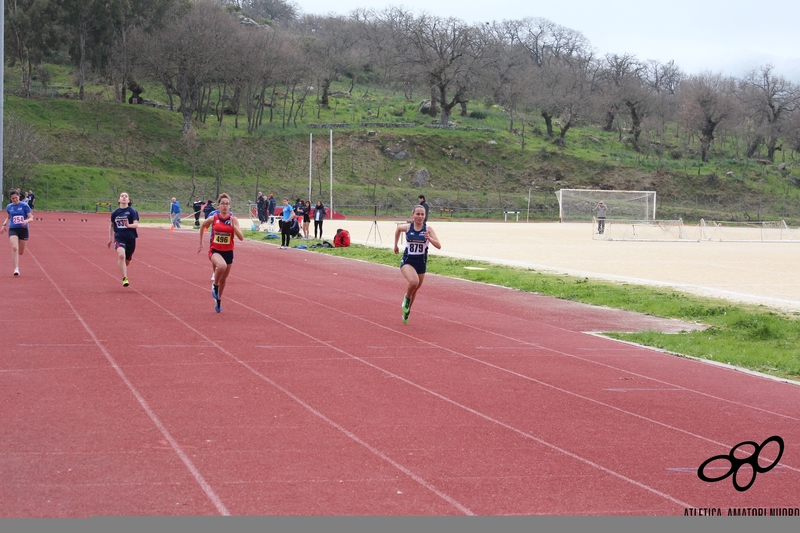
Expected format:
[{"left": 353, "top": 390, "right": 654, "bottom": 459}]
[{"left": 209, "top": 213, "right": 235, "bottom": 252}]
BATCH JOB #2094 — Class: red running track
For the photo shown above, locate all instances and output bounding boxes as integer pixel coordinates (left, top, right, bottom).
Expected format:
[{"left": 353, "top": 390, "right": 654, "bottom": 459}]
[{"left": 1, "top": 212, "right": 799, "bottom": 517}]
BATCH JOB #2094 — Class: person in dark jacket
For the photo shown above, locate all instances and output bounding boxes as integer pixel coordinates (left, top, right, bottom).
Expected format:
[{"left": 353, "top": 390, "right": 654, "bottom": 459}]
[
  {"left": 267, "top": 194, "right": 277, "bottom": 225},
  {"left": 203, "top": 200, "right": 215, "bottom": 219},
  {"left": 256, "top": 192, "right": 266, "bottom": 223},
  {"left": 192, "top": 196, "right": 203, "bottom": 227}
]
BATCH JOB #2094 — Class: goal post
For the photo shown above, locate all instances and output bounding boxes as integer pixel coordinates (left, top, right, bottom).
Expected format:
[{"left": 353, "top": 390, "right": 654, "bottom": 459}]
[{"left": 556, "top": 189, "right": 657, "bottom": 222}]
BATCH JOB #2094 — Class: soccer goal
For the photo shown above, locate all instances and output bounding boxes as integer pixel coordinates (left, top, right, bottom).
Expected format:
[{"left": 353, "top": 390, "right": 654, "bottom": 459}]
[
  {"left": 593, "top": 218, "right": 701, "bottom": 241},
  {"left": 700, "top": 219, "right": 799, "bottom": 242},
  {"left": 556, "top": 189, "right": 657, "bottom": 222}
]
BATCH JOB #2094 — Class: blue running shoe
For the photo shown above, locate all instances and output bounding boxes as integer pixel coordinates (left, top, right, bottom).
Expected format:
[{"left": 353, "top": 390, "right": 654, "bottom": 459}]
[{"left": 215, "top": 299, "right": 221, "bottom": 313}]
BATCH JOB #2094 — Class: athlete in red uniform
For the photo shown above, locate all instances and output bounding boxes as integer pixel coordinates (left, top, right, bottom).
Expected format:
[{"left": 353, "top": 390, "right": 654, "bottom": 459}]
[{"left": 198, "top": 193, "right": 243, "bottom": 313}]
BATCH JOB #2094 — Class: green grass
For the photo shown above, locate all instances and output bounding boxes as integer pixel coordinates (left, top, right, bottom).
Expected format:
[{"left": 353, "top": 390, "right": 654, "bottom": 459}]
[{"left": 272, "top": 240, "right": 800, "bottom": 382}]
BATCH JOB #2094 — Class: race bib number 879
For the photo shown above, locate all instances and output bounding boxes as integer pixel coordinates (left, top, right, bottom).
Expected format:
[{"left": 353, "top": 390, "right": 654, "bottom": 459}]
[{"left": 407, "top": 242, "right": 425, "bottom": 254}]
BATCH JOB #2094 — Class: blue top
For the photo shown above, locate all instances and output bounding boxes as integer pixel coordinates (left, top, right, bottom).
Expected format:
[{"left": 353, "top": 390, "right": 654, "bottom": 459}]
[
  {"left": 282, "top": 205, "right": 294, "bottom": 222},
  {"left": 170, "top": 201, "right": 181, "bottom": 214},
  {"left": 6, "top": 202, "right": 32, "bottom": 229},
  {"left": 111, "top": 206, "right": 139, "bottom": 239}
]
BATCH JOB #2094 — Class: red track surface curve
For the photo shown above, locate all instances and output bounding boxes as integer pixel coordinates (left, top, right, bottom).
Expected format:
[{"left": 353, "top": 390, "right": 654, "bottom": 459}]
[{"left": 1, "top": 213, "right": 799, "bottom": 517}]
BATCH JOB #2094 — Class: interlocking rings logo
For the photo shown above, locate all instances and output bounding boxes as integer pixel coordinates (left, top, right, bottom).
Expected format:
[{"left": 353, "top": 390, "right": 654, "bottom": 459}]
[{"left": 697, "top": 436, "right": 784, "bottom": 492}]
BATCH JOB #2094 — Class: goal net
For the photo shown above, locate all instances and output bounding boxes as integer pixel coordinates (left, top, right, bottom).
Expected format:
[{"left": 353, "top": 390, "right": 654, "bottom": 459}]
[
  {"left": 700, "top": 219, "right": 799, "bottom": 242},
  {"left": 556, "top": 189, "right": 657, "bottom": 222},
  {"left": 593, "top": 218, "right": 701, "bottom": 241}
]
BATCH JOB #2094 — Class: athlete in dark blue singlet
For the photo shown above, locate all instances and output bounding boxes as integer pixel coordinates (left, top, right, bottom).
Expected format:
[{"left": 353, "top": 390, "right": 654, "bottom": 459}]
[
  {"left": 393, "top": 205, "right": 442, "bottom": 324},
  {"left": 108, "top": 192, "right": 139, "bottom": 287}
]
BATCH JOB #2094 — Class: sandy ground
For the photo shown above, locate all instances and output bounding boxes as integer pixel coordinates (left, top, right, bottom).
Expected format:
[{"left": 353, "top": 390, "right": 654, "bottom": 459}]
[{"left": 316, "top": 219, "right": 800, "bottom": 313}]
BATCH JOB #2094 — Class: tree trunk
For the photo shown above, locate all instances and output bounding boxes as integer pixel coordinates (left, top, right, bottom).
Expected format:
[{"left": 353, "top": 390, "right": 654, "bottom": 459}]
[
  {"left": 120, "top": 27, "right": 128, "bottom": 103},
  {"left": 541, "top": 111, "right": 554, "bottom": 137},
  {"left": 627, "top": 102, "right": 642, "bottom": 152},
  {"left": 557, "top": 122, "right": 572, "bottom": 147},
  {"left": 429, "top": 85, "right": 438, "bottom": 117},
  {"left": 460, "top": 101, "right": 468, "bottom": 117},
  {"left": 320, "top": 77, "right": 331, "bottom": 107},
  {"left": 746, "top": 136, "right": 762, "bottom": 158},
  {"left": 603, "top": 108, "right": 616, "bottom": 132},
  {"left": 79, "top": 29, "right": 86, "bottom": 100},
  {"left": 766, "top": 136, "right": 779, "bottom": 162},
  {"left": 700, "top": 120, "right": 717, "bottom": 163}
]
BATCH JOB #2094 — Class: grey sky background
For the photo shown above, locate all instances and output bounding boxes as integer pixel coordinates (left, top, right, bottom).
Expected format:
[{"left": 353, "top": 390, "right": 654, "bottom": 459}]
[{"left": 297, "top": 0, "right": 800, "bottom": 82}]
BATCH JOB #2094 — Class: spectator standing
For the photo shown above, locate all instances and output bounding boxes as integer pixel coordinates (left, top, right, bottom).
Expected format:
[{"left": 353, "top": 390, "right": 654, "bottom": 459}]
[
  {"left": 170, "top": 197, "right": 182, "bottom": 228},
  {"left": 203, "top": 200, "right": 215, "bottom": 219},
  {"left": 594, "top": 201, "right": 608, "bottom": 234},
  {"left": 418, "top": 195, "right": 430, "bottom": 223},
  {"left": 267, "top": 194, "right": 277, "bottom": 225},
  {"left": 313, "top": 200, "right": 325, "bottom": 239},
  {"left": 280, "top": 197, "right": 296, "bottom": 249},
  {"left": 256, "top": 192, "right": 266, "bottom": 224},
  {"left": 192, "top": 196, "right": 203, "bottom": 227},
  {"left": 302, "top": 200, "right": 311, "bottom": 239},
  {"left": 27, "top": 190, "right": 36, "bottom": 210}
]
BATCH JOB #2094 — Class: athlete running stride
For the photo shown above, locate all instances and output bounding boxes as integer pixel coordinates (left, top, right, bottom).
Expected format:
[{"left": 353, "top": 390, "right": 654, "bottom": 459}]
[
  {"left": 198, "top": 193, "right": 243, "bottom": 313},
  {"left": 108, "top": 192, "right": 139, "bottom": 287},
  {"left": 1, "top": 189, "right": 34, "bottom": 276},
  {"left": 393, "top": 205, "right": 442, "bottom": 324}
]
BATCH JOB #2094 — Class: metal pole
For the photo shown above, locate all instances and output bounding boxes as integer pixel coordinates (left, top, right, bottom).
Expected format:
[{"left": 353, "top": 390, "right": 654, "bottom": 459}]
[
  {"left": 329, "top": 129, "right": 333, "bottom": 219},
  {"left": 1, "top": 5, "right": 4, "bottom": 196},
  {"left": 308, "top": 133, "right": 312, "bottom": 202},
  {"left": 527, "top": 187, "right": 531, "bottom": 222}
]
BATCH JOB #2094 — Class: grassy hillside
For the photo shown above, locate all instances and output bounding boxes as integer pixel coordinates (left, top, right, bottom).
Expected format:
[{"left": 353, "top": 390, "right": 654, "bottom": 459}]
[{"left": 6, "top": 76, "right": 800, "bottom": 222}]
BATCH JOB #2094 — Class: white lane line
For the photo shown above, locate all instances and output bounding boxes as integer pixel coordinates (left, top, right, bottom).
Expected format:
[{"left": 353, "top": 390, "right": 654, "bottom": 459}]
[{"left": 28, "top": 250, "right": 231, "bottom": 517}]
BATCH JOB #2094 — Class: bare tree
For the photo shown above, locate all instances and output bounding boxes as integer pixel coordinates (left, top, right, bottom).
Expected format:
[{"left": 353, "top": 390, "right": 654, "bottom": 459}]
[
  {"left": 291, "top": 15, "right": 362, "bottom": 108},
  {"left": 3, "top": 111, "right": 49, "bottom": 190},
  {"left": 400, "top": 13, "right": 487, "bottom": 126},
  {"left": 5, "top": 0, "right": 62, "bottom": 97},
  {"left": 679, "top": 72, "right": 737, "bottom": 162},
  {"left": 737, "top": 64, "right": 800, "bottom": 161},
  {"left": 108, "top": 0, "right": 185, "bottom": 103},
  {"left": 134, "top": 1, "right": 242, "bottom": 133}
]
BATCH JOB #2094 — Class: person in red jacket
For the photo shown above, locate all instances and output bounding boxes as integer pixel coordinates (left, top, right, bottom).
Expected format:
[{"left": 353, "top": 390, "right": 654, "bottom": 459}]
[{"left": 333, "top": 228, "right": 350, "bottom": 247}]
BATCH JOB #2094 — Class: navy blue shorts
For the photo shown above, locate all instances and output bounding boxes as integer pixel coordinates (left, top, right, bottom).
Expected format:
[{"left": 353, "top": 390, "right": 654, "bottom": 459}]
[
  {"left": 114, "top": 237, "right": 137, "bottom": 260},
  {"left": 400, "top": 255, "right": 426, "bottom": 275}
]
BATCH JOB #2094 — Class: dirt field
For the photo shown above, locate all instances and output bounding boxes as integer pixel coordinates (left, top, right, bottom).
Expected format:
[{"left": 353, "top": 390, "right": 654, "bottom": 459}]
[{"left": 332, "top": 219, "right": 800, "bottom": 313}]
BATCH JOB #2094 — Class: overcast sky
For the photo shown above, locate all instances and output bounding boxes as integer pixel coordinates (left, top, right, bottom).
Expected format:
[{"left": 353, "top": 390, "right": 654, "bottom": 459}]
[{"left": 297, "top": 0, "right": 800, "bottom": 82}]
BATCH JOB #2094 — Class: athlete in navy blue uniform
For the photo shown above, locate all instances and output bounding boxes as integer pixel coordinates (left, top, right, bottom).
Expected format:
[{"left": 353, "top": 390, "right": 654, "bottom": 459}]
[
  {"left": 393, "top": 205, "right": 441, "bottom": 323},
  {"left": 1, "top": 189, "right": 34, "bottom": 276},
  {"left": 108, "top": 192, "right": 139, "bottom": 287}
]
